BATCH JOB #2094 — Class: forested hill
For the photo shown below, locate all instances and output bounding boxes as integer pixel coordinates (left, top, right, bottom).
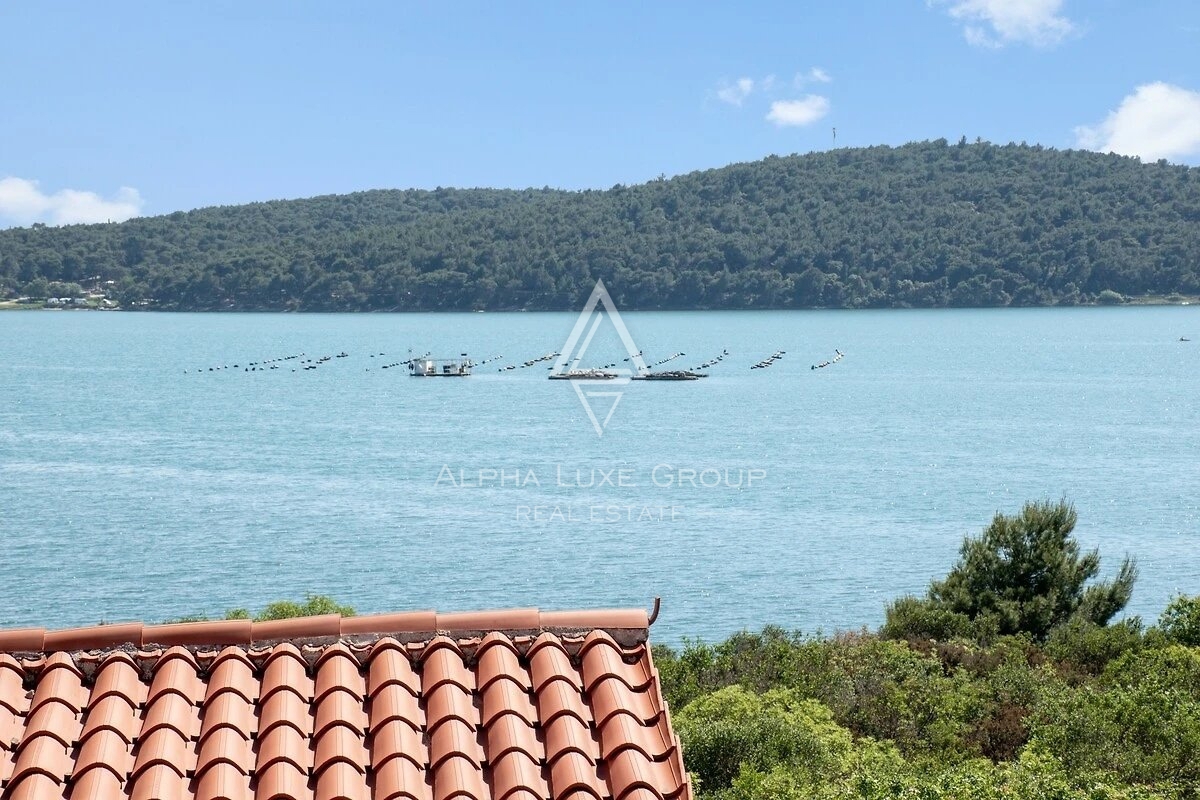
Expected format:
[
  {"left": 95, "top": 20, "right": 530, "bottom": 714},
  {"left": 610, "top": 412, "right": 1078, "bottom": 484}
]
[{"left": 3, "top": 139, "right": 1199, "bottom": 311}]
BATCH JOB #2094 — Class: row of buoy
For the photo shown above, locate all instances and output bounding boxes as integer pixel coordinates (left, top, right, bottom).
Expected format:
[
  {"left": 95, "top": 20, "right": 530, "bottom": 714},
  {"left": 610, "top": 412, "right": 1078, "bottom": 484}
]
[
  {"left": 649, "top": 352, "right": 686, "bottom": 367},
  {"left": 751, "top": 351, "right": 786, "bottom": 369},
  {"left": 499, "top": 352, "right": 559, "bottom": 371},
  {"left": 689, "top": 349, "right": 729, "bottom": 371},
  {"left": 301, "top": 355, "right": 336, "bottom": 371},
  {"left": 811, "top": 349, "right": 844, "bottom": 370},
  {"left": 548, "top": 347, "right": 732, "bottom": 373},
  {"left": 186, "top": 352, "right": 307, "bottom": 373},
  {"left": 188, "top": 345, "right": 849, "bottom": 376},
  {"left": 187, "top": 351, "right": 363, "bottom": 374}
]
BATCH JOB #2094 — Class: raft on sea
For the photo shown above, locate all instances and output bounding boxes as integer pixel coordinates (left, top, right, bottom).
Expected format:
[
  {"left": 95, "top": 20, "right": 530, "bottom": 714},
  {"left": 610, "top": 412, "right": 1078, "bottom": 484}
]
[
  {"left": 548, "top": 368, "right": 617, "bottom": 380},
  {"left": 632, "top": 370, "right": 707, "bottom": 381},
  {"left": 409, "top": 354, "right": 472, "bottom": 377}
]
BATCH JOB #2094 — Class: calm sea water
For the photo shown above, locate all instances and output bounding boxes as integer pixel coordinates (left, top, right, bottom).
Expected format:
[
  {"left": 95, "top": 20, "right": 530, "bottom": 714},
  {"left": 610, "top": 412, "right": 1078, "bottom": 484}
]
[{"left": 1, "top": 308, "right": 1197, "bottom": 644}]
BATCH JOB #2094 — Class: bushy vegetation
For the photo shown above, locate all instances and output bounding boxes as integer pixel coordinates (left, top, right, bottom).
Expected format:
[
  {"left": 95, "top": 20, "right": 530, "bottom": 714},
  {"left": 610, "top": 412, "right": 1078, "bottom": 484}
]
[
  {"left": 3, "top": 140, "right": 1199, "bottom": 311},
  {"left": 657, "top": 502, "right": 1200, "bottom": 798},
  {"left": 883, "top": 500, "right": 1137, "bottom": 642},
  {"left": 168, "top": 593, "right": 354, "bottom": 623}
]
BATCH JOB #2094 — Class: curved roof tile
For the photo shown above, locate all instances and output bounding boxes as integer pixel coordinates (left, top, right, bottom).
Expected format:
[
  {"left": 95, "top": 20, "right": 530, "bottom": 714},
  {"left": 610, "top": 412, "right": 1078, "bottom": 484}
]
[
  {"left": 195, "top": 760, "right": 254, "bottom": 800},
  {"left": 0, "top": 606, "right": 690, "bottom": 800},
  {"left": 489, "top": 750, "right": 548, "bottom": 800},
  {"left": 368, "top": 683, "right": 424, "bottom": 733},
  {"left": 480, "top": 677, "right": 537, "bottom": 729},
  {"left": 372, "top": 754, "right": 431, "bottom": 800}
]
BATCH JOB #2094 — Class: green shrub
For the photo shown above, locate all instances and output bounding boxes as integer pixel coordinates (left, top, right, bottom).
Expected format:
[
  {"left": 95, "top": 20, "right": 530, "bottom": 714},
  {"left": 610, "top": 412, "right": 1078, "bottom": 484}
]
[
  {"left": 1157, "top": 594, "right": 1200, "bottom": 646},
  {"left": 654, "top": 626, "right": 830, "bottom": 710},
  {"left": 881, "top": 595, "right": 982, "bottom": 642},
  {"left": 821, "top": 635, "right": 989, "bottom": 758},
  {"left": 714, "top": 745, "right": 1185, "bottom": 800},
  {"left": 1044, "top": 617, "right": 1144, "bottom": 676},
  {"left": 675, "top": 686, "right": 854, "bottom": 793},
  {"left": 164, "top": 595, "right": 354, "bottom": 624},
  {"left": 253, "top": 594, "right": 355, "bottom": 621},
  {"left": 1029, "top": 646, "right": 1200, "bottom": 785}
]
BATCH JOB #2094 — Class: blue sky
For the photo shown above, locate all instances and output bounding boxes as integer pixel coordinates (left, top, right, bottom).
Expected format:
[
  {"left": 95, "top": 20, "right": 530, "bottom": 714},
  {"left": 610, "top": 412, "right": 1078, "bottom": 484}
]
[{"left": 2, "top": 1, "right": 1198, "bottom": 227}]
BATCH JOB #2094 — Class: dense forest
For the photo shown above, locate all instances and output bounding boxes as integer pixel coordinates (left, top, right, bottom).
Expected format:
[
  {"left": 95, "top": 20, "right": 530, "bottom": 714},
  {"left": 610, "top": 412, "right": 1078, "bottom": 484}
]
[{"left": 2, "top": 139, "right": 1199, "bottom": 311}]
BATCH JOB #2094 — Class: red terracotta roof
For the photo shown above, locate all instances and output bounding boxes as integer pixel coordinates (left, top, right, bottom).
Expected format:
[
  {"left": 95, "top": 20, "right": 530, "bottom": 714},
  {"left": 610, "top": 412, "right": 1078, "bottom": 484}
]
[{"left": 0, "top": 607, "right": 691, "bottom": 800}]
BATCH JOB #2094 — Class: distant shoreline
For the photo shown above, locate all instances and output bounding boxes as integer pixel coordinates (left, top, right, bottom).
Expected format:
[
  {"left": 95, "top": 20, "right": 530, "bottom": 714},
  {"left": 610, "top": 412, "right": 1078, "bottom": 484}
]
[{"left": 3, "top": 295, "right": 1197, "bottom": 313}]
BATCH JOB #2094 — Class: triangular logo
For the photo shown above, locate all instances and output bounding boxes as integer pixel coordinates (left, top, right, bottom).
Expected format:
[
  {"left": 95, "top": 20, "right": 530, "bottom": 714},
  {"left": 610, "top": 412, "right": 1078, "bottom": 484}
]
[
  {"left": 574, "top": 389, "right": 623, "bottom": 436},
  {"left": 554, "top": 280, "right": 647, "bottom": 436}
]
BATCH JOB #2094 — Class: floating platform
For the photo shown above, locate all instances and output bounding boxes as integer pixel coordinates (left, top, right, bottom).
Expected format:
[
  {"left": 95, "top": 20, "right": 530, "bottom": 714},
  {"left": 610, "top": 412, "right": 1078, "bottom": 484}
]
[
  {"left": 409, "top": 355, "right": 471, "bottom": 377},
  {"left": 548, "top": 369, "right": 618, "bottom": 380},
  {"left": 632, "top": 370, "right": 707, "bottom": 381}
]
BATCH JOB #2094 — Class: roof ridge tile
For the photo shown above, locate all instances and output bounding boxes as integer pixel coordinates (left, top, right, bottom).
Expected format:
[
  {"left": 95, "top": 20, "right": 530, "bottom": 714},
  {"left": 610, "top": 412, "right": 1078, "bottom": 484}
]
[
  {"left": 42, "top": 622, "right": 143, "bottom": 653},
  {"left": 0, "top": 606, "right": 651, "bottom": 658},
  {"left": 341, "top": 611, "right": 437, "bottom": 636},
  {"left": 143, "top": 619, "right": 253, "bottom": 648},
  {"left": 437, "top": 608, "right": 540, "bottom": 633},
  {"left": 251, "top": 613, "right": 342, "bottom": 644},
  {"left": 0, "top": 629, "right": 46, "bottom": 653}
]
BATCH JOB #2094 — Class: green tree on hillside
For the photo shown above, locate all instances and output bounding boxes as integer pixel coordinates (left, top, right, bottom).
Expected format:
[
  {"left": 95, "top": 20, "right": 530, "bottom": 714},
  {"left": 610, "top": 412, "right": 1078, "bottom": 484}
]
[{"left": 884, "top": 500, "right": 1136, "bottom": 642}]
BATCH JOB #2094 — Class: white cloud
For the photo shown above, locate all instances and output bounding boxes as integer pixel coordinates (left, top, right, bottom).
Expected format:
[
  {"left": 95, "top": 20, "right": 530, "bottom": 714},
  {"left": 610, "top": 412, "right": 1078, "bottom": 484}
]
[
  {"left": 766, "top": 95, "right": 831, "bottom": 127},
  {"left": 1074, "top": 82, "right": 1200, "bottom": 162},
  {"left": 935, "top": 0, "right": 1074, "bottom": 48},
  {"left": 716, "top": 77, "right": 755, "bottom": 106},
  {"left": 795, "top": 67, "right": 832, "bottom": 86},
  {"left": 0, "top": 177, "right": 144, "bottom": 227}
]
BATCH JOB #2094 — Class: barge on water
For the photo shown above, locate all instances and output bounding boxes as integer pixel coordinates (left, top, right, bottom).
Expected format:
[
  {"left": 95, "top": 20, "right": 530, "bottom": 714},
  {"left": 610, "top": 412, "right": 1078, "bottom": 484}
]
[
  {"left": 408, "top": 353, "right": 472, "bottom": 377},
  {"left": 548, "top": 368, "right": 618, "bottom": 380},
  {"left": 632, "top": 370, "right": 707, "bottom": 381}
]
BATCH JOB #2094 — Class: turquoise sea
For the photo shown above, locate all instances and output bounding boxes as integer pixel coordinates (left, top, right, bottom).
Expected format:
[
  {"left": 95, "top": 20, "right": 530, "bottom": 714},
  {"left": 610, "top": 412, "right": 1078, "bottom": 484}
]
[{"left": 1, "top": 307, "right": 1197, "bottom": 643}]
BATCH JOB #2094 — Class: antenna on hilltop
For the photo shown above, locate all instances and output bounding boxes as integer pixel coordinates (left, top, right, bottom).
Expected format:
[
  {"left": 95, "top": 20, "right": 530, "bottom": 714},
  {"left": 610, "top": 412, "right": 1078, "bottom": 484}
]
[{"left": 832, "top": 127, "right": 837, "bottom": 147}]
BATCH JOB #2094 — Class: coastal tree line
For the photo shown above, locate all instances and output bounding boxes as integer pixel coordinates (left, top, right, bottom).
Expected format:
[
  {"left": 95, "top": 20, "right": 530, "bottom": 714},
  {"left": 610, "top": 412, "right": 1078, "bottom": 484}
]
[{"left": 2, "top": 139, "right": 1199, "bottom": 311}]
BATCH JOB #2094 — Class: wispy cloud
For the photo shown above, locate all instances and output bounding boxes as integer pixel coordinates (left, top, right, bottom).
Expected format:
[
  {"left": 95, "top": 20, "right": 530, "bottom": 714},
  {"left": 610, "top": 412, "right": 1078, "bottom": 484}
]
[
  {"left": 1074, "top": 82, "right": 1200, "bottom": 163},
  {"left": 933, "top": 0, "right": 1074, "bottom": 48},
  {"left": 795, "top": 67, "right": 832, "bottom": 86},
  {"left": 716, "top": 77, "right": 755, "bottom": 107},
  {"left": 0, "top": 177, "right": 144, "bottom": 227},
  {"left": 766, "top": 95, "right": 831, "bottom": 127},
  {"left": 717, "top": 68, "right": 830, "bottom": 116}
]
